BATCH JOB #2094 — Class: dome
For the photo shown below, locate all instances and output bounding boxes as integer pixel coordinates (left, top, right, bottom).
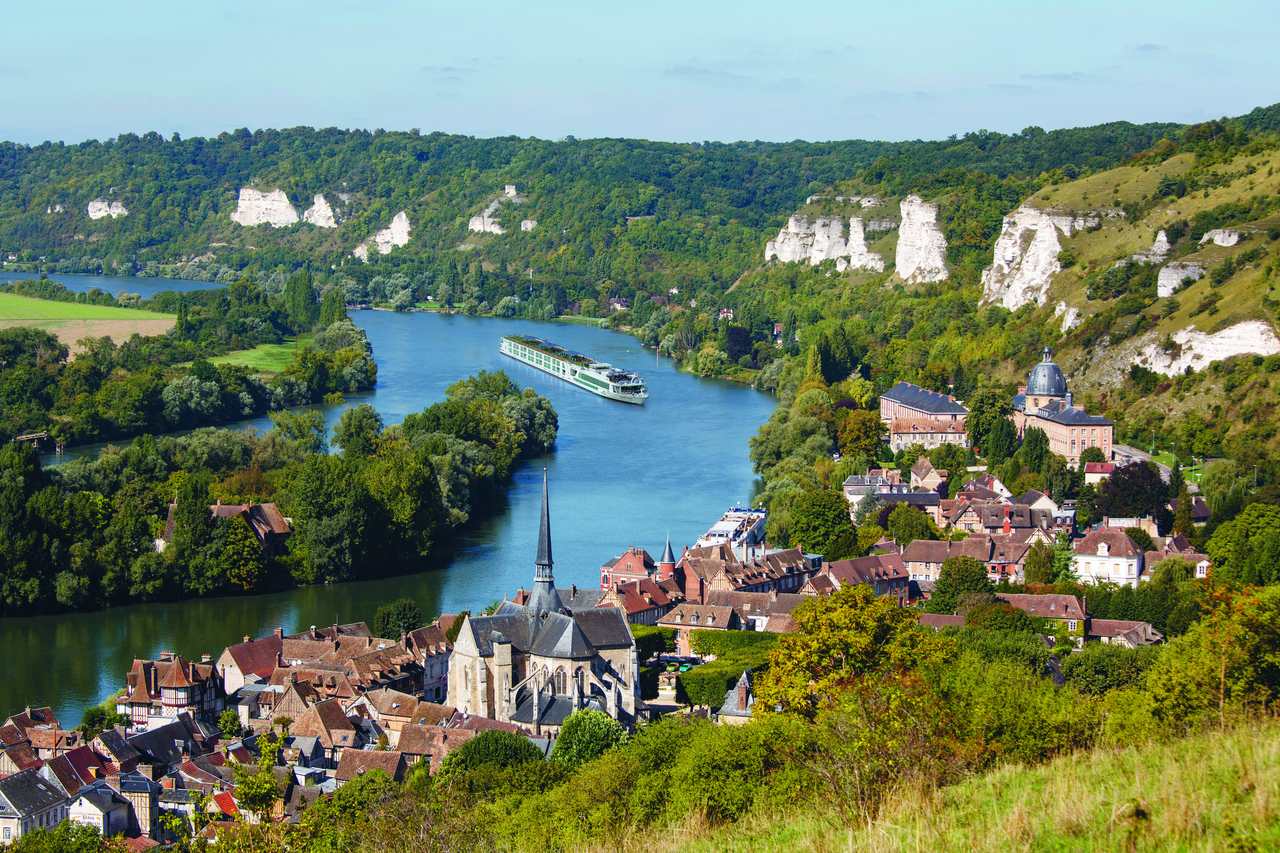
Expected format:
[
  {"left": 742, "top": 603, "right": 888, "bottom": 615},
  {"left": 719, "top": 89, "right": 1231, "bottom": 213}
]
[{"left": 1027, "top": 347, "right": 1067, "bottom": 397}]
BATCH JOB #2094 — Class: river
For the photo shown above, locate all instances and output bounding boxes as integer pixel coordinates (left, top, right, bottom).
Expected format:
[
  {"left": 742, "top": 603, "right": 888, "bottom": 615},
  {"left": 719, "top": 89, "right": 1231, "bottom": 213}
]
[{"left": 0, "top": 279, "right": 775, "bottom": 725}]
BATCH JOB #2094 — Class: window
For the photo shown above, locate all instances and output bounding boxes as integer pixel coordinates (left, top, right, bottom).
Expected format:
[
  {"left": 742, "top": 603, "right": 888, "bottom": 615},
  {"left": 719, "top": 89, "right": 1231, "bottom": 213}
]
[{"left": 1068, "top": 620, "right": 1078, "bottom": 631}]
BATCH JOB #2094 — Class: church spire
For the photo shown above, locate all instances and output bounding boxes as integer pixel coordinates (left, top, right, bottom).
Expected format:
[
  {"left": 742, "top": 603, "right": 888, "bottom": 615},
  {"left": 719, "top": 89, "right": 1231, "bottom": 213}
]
[
  {"left": 660, "top": 533, "right": 675, "bottom": 566},
  {"left": 536, "top": 467, "right": 553, "bottom": 581},
  {"left": 527, "top": 468, "right": 564, "bottom": 615}
]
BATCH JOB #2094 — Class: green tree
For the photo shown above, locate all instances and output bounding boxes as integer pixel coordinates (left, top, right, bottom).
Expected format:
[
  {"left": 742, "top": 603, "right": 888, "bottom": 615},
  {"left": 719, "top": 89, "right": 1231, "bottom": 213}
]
[
  {"left": 283, "top": 269, "right": 319, "bottom": 331},
  {"left": 755, "top": 584, "right": 938, "bottom": 717},
  {"left": 926, "top": 556, "right": 993, "bottom": 614},
  {"left": 319, "top": 287, "right": 347, "bottom": 327},
  {"left": 78, "top": 704, "right": 127, "bottom": 740},
  {"left": 437, "top": 730, "right": 543, "bottom": 781},
  {"left": 837, "top": 409, "right": 884, "bottom": 460},
  {"left": 789, "top": 488, "right": 855, "bottom": 558},
  {"left": 965, "top": 387, "right": 1008, "bottom": 454},
  {"left": 221, "top": 515, "right": 266, "bottom": 592},
  {"left": 1023, "top": 539, "right": 1055, "bottom": 585},
  {"left": 1172, "top": 484, "right": 1194, "bottom": 536},
  {"left": 887, "top": 504, "right": 935, "bottom": 547},
  {"left": 372, "top": 597, "right": 425, "bottom": 639},
  {"left": 1206, "top": 502, "right": 1280, "bottom": 585},
  {"left": 549, "top": 709, "right": 627, "bottom": 769},
  {"left": 333, "top": 404, "right": 384, "bottom": 457},
  {"left": 218, "top": 707, "right": 244, "bottom": 740}
]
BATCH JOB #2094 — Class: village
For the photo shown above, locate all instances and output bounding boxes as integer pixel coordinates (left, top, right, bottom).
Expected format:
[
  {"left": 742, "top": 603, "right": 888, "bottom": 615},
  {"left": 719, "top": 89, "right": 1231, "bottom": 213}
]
[{"left": 0, "top": 351, "right": 1207, "bottom": 846}]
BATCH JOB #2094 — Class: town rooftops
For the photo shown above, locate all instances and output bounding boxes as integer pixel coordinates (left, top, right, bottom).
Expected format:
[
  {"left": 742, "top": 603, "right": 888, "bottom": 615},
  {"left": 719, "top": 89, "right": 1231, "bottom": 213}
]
[
  {"left": 902, "top": 537, "right": 991, "bottom": 565},
  {"left": 0, "top": 769, "right": 67, "bottom": 817},
  {"left": 334, "top": 749, "right": 407, "bottom": 783},
  {"left": 892, "top": 417, "right": 966, "bottom": 435},
  {"left": 658, "top": 603, "right": 740, "bottom": 630},
  {"left": 918, "top": 613, "right": 966, "bottom": 630},
  {"left": 824, "top": 554, "right": 908, "bottom": 585},
  {"left": 1019, "top": 396, "right": 1113, "bottom": 427},
  {"left": 1073, "top": 527, "right": 1141, "bottom": 558},
  {"left": 996, "top": 593, "right": 1086, "bottom": 621},
  {"left": 4, "top": 707, "right": 59, "bottom": 738},
  {"left": 881, "top": 381, "right": 968, "bottom": 416},
  {"left": 1087, "top": 619, "right": 1164, "bottom": 645},
  {"left": 1084, "top": 462, "right": 1115, "bottom": 475}
]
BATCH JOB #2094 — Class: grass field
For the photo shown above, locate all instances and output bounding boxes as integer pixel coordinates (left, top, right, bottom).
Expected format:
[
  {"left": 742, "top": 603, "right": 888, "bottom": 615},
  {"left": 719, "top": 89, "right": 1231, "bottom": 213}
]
[
  {"left": 662, "top": 722, "right": 1280, "bottom": 852},
  {"left": 0, "top": 292, "right": 174, "bottom": 352},
  {"left": 209, "top": 337, "right": 309, "bottom": 373}
]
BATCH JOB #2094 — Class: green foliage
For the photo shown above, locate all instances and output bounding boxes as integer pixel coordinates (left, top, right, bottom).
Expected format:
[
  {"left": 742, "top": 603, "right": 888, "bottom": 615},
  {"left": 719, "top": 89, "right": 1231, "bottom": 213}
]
[
  {"left": 1207, "top": 502, "right": 1280, "bottom": 585},
  {"left": 887, "top": 504, "right": 936, "bottom": 546},
  {"left": 77, "top": 701, "right": 127, "bottom": 740},
  {"left": 788, "top": 487, "right": 855, "bottom": 558},
  {"left": 679, "top": 631, "right": 777, "bottom": 709},
  {"left": 5, "top": 822, "right": 125, "bottom": 852},
  {"left": 1061, "top": 643, "right": 1161, "bottom": 696},
  {"left": 549, "top": 710, "right": 627, "bottom": 770},
  {"left": 218, "top": 707, "right": 244, "bottom": 740},
  {"left": 630, "top": 624, "right": 675, "bottom": 660},
  {"left": 371, "top": 597, "right": 425, "bottom": 639},
  {"left": 926, "top": 556, "right": 993, "bottom": 614},
  {"left": 332, "top": 404, "right": 384, "bottom": 457},
  {"left": 437, "top": 730, "right": 543, "bottom": 782}
]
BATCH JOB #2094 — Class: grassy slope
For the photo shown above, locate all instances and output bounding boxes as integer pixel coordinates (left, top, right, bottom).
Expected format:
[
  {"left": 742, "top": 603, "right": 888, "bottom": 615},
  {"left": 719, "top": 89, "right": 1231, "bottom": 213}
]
[
  {"left": 208, "top": 337, "right": 309, "bottom": 373},
  {"left": 1033, "top": 147, "right": 1280, "bottom": 344},
  {"left": 663, "top": 722, "right": 1280, "bottom": 853},
  {"left": 0, "top": 291, "right": 171, "bottom": 321}
]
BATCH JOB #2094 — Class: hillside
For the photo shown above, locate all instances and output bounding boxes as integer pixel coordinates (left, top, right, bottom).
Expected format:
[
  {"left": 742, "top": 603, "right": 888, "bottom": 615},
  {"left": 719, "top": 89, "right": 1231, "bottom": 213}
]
[{"left": 674, "top": 721, "right": 1280, "bottom": 852}]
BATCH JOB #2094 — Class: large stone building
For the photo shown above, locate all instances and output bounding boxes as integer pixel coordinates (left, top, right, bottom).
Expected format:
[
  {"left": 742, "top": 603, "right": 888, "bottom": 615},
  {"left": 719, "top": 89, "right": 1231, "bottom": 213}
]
[
  {"left": 879, "top": 381, "right": 968, "bottom": 427},
  {"left": 447, "top": 472, "right": 639, "bottom": 734},
  {"left": 1012, "top": 348, "right": 1113, "bottom": 467}
]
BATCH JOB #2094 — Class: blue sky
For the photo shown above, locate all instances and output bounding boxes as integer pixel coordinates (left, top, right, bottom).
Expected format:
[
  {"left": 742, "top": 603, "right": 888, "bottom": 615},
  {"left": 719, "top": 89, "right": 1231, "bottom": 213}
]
[{"left": 1, "top": 0, "right": 1276, "bottom": 144}]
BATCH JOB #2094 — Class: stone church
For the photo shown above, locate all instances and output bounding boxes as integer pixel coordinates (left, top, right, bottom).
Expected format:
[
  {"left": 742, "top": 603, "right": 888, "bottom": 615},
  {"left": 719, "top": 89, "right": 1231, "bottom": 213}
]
[{"left": 446, "top": 471, "right": 639, "bottom": 733}]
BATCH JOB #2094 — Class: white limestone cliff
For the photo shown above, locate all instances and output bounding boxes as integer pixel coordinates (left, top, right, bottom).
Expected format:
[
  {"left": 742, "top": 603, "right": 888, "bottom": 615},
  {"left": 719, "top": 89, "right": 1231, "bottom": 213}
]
[
  {"left": 764, "top": 216, "right": 884, "bottom": 271},
  {"left": 1131, "top": 229, "right": 1171, "bottom": 264},
  {"left": 469, "top": 199, "right": 506, "bottom": 234},
  {"left": 1054, "top": 301, "right": 1081, "bottom": 332},
  {"left": 520, "top": 219, "right": 537, "bottom": 232},
  {"left": 980, "top": 206, "right": 1099, "bottom": 309},
  {"left": 87, "top": 199, "right": 128, "bottom": 220},
  {"left": 1199, "top": 229, "right": 1241, "bottom": 247},
  {"left": 45, "top": 203, "right": 65, "bottom": 214},
  {"left": 353, "top": 211, "right": 411, "bottom": 262},
  {"left": 302, "top": 194, "right": 337, "bottom": 228},
  {"left": 230, "top": 188, "right": 299, "bottom": 228},
  {"left": 895, "top": 195, "right": 948, "bottom": 283},
  {"left": 1157, "top": 261, "right": 1206, "bottom": 298},
  {"left": 1136, "top": 321, "right": 1280, "bottom": 375}
]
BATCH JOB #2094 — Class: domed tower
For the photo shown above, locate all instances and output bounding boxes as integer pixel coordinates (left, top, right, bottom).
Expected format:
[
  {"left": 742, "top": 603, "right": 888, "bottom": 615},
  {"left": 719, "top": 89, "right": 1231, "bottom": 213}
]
[{"left": 1024, "top": 347, "right": 1068, "bottom": 413}]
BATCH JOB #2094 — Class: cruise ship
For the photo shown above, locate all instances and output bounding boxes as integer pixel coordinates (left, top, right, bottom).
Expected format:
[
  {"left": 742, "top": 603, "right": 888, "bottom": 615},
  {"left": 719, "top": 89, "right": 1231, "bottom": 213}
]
[{"left": 500, "top": 336, "right": 648, "bottom": 404}]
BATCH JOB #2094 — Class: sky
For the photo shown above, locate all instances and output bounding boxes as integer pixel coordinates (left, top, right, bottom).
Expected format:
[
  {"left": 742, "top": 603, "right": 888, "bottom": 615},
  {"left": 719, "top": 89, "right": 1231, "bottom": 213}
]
[{"left": 1, "top": 0, "right": 1277, "bottom": 145}]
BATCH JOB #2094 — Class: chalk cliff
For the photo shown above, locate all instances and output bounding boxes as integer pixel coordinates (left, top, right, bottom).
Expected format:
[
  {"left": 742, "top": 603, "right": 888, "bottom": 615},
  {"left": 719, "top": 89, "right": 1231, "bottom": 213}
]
[
  {"left": 1131, "top": 229, "right": 1171, "bottom": 264},
  {"left": 87, "top": 199, "right": 128, "bottom": 220},
  {"left": 230, "top": 188, "right": 299, "bottom": 228},
  {"left": 764, "top": 215, "right": 884, "bottom": 272},
  {"left": 980, "top": 206, "right": 1099, "bottom": 309},
  {"left": 353, "top": 211, "right": 411, "bottom": 262},
  {"left": 1157, "top": 261, "right": 1206, "bottom": 298},
  {"left": 1135, "top": 321, "right": 1280, "bottom": 375},
  {"left": 895, "top": 196, "right": 948, "bottom": 283},
  {"left": 1054, "top": 301, "right": 1081, "bottom": 332},
  {"left": 302, "top": 194, "right": 337, "bottom": 228},
  {"left": 1199, "top": 229, "right": 1241, "bottom": 247}
]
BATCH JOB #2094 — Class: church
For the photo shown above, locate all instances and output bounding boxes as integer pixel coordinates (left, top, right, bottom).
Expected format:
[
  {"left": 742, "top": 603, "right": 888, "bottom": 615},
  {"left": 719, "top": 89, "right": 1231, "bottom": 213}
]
[
  {"left": 446, "top": 471, "right": 640, "bottom": 734},
  {"left": 1012, "top": 348, "right": 1113, "bottom": 468}
]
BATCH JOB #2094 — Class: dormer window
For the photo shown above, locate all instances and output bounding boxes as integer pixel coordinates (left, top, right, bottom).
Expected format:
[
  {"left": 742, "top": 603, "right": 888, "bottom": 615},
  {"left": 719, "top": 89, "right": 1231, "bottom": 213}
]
[{"left": 1097, "top": 543, "right": 1109, "bottom": 557}]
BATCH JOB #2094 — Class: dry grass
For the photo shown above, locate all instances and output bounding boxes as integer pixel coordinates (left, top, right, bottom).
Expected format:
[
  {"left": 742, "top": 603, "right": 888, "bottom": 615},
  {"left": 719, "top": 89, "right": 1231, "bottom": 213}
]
[{"left": 659, "top": 722, "right": 1280, "bottom": 852}]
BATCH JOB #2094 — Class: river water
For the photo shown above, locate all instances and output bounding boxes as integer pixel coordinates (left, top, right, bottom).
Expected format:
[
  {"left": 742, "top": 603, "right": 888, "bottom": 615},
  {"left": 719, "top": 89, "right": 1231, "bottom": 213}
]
[{"left": 1, "top": 280, "right": 774, "bottom": 725}]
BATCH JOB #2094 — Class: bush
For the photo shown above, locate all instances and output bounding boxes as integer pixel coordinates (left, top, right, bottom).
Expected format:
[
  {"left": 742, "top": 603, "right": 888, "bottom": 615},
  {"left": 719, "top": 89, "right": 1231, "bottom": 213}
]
[
  {"left": 1061, "top": 643, "right": 1160, "bottom": 695},
  {"left": 549, "top": 710, "right": 627, "bottom": 770},
  {"left": 631, "top": 624, "right": 675, "bottom": 660},
  {"left": 436, "top": 730, "right": 543, "bottom": 781}
]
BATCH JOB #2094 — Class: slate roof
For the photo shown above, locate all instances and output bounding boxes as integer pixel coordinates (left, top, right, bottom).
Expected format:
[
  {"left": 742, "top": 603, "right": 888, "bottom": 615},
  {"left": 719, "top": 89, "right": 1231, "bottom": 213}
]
[
  {"left": 0, "top": 769, "right": 66, "bottom": 817},
  {"left": 334, "top": 749, "right": 406, "bottom": 783},
  {"left": 824, "top": 554, "right": 908, "bottom": 585},
  {"left": 902, "top": 537, "right": 991, "bottom": 565},
  {"left": 93, "top": 729, "right": 140, "bottom": 768},
  {"left": 1088, "top": 619, "right": 1164, "bottom": 645},
  {"left": 510, "top": 693, "right": 577, "bottom": 727},
  {"left": 1031, "top": 398, "right": 1113, "bottom": 427},
  {"left": 996, "top": 593, "right": 1086, "bottom": 621},
  {"left": 881, "top": 381, "right": 968, "bottom": 416},
  {"left": 658, "top": 603, "right": 739, "bottom": 629},
  {"left": 72, "top": 779, "right": 129, "bottom": 814}
]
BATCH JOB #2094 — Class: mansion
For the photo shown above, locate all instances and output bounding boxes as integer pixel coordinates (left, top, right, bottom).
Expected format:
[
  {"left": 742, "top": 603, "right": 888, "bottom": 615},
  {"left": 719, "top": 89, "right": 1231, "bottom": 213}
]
[{"left": 1012, "top": 348, "right": 1113, "bottom": 467}]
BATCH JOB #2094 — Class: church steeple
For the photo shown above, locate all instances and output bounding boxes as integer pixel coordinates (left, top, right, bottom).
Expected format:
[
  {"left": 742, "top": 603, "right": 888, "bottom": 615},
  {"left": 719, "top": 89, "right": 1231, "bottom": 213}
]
[
  {"left": 656, "top": 532, "right": 677, "bottom": 582},
  {"left": 527, "top": 468, "right": 564, "bottom": 615}
]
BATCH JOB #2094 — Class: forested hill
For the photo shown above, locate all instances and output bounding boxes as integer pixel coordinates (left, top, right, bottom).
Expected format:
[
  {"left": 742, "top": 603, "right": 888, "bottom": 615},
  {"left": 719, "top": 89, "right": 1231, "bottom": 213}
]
[{"left": 0, "top": 119, "right": 1181, "bottom": 299}]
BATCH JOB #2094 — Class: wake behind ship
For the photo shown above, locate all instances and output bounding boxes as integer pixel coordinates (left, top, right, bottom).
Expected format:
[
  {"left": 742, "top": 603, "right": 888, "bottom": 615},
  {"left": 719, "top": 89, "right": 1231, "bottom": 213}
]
[{"left": 500, "top": 336, "right": 648, "bottom": 404}]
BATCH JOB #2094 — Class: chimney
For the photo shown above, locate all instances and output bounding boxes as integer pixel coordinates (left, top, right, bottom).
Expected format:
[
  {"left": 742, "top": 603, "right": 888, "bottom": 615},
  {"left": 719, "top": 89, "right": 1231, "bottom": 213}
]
[
  {"left": 242, "top": 635, "right": 251, "bottom": 644},
  {"left": 736, "top": 675, "right": 749, "bottom": 708},
  {"left": 200, "top": 654, "right": 211, "bottom": 664},
  {"left": 570, "top": 584, "right": 578, "bottom": 598},
  {"left": 309, "top": 625, "right": 318, "bottom": 640},
  {"left": 272, "top": 627, "right": 284, "bottom": 640}
]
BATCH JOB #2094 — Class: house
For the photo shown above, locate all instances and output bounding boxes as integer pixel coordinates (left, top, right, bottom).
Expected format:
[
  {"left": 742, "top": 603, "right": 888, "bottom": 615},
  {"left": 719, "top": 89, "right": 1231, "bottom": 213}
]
[
  {"left": 1016, "top": 489, "right": 1060, "bottom": 516},
  {"left": 68, "top": 779, "right": 131, "bottom": 837},
  {"left": 1083, "top": 461, "right": 1115, "bottom": 486},
  {"left": 704, "top": 590, "right": 805, "bottom": 633},
  {"left": 395, "top": 725, "right": 476, "bottom": 774},
  {"left": 901, "top": 537, "right": 992, "bottom": 583},
  {"left": 125, "top": 714, "right": 211, "bottom": 769},
  {"left": 3, "top": 708, "right": 59, "bottom": 741},
  {"left": 91, "top": 730, "right": 141, "bottom": 773},
  {"left": 841, "top": 473, "right": 906, "bottom": 514},
  {"left": 289, "top": 699, "right": 360, "bottom": 765},
  {"left": 1169, "top": 495, "right": 1211, "bottom": 526},
  {"left": 0, "top": 769, "right": 69, "bottom": 844},
  {"left": 346, "top": 688, "right": 420, "bottom": 745},
  {"left": 217, "top": 630, "right": 286, "bottom": 695},
  {"left": 599, "top": 546, "right": 657, "bottom": 591},
  {"left": 909, "top": 458, "right": 948, "bottom": 493},
  {"left": 802, "top": 554, "right": 909, "bottom": 604},
  {"left": 158, "top": 501, "right": 292, "bottom": 554},
  {"left": 403, "top": 618, "right": 456, "bottom": 703},
  {"left": 717, "top": 671, "right": 754, "bottom": 726},
  {"left": 879, "top": 381, "right": 968, "bottom": 426},
  {"left": 114, "top": 772, "right": 160, "bottom": 838},
  {"left": 890, "top": 417, "right": 968, "bottom": 452},
  {"left": 118, "top": 653, "right": 223, "bottom": 729},
  {"left": 657, "top": 604, "right": 741, "bottom": 656},
  {"left": 875, "top": 491, "right": 943, "bottom": 527},
  {"left": 599, "top": 575, "right": 684, "bottom": 625},
  {"left": 677, "top": 544, "right": 817, "bottom": 603},
  {"left": 996, "top": 594, "right": 1088, "bottom": 646},
  {"left": 334, "top": 750, "right": 408, "bottom": 785},
  {"left": 1087, "top": 619, "right": 1164, "bottom": 647},
  {"left": 1144, "top": 543, "right": 1212, "bottom": 579},
  {"left": 1011, "top": 348, "right": 1113, "bottom": 467},
  {"left": 1072, "top": 528, "right": 1145, "bottom": 588},
  {"left": 39, "top": 746, "right": 105, "bottom": 796},
  {"left": 0, "top": 744, "right": 41, "bottom": 776}
]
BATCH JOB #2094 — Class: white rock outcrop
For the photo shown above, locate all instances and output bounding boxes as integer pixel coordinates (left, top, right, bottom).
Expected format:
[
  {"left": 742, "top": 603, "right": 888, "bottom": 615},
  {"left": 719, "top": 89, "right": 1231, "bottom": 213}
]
[
  {"left": 1157, "top": 261, "right": 1206, "bottom": 298},
  {"left": 1199, "top": 229, "right": 1241, "bottom": 247},
  {"left": 45, "top": 203, "right": 65, "bottom": 214},
  {"left": 764, "top": 216, "right": 884, "bottom": 271},
  {"left": 353, "top": 211, "right": 411, "bottom": 262},
  {"left": 895, "top": 195, "right": 948, "bottom": 283},
  {"left": 980, "top": 206, "right": 1099, "bottom": 310},
  {"left": 468, "top": 199, "right": 506, "bottom": 234},
  {"left": 302, "top": 194, "right": 337, "bottom": 228},
  {"left": 230, "top": 188, "right": 299, "bottom": 228},
  {"left": 1054, "top": 301, "right": 1081, "bottom": 332},
  {"left": 520, "top": 219, "right": 537, "bottom": 232},
  {"left": 1136, "top": 321, "right": 1280, "bottom": 375},
  {"left": 87, "top": 199, "right": 128, "bottom": 220},
  {"left": 1131, "top": 229, "right": 1171, "bottom": 264}
]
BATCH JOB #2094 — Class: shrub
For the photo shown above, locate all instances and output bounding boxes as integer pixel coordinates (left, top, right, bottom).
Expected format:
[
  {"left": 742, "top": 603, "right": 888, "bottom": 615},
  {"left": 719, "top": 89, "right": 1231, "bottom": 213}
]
[{"left": 550, "top": 710, "right": 627, "bottom": 770}]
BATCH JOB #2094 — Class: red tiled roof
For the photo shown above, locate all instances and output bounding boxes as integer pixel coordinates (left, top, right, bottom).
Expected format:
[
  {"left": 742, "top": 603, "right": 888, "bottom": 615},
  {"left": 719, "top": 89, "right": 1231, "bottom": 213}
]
[
  {"left": 212, "top": 791, "right": 239, "bottom": 817},
  {"left": 335, "top": 749, "right": 406, "bottom": 782},
  {"left": 918, "top": 613, "right": 965, "bottom": 630},
  {"left": 996, "top": 593, "right": 1085, "bottom": 621},
  {"left": 224, "top": 636, "right": 284, "bottom": 680},
  {"left": 1073, "top": 528, "right": 1141, "bottom": 558},
  {"left": 1084, "top": 462, "right": 1115, "bottom": 474}
]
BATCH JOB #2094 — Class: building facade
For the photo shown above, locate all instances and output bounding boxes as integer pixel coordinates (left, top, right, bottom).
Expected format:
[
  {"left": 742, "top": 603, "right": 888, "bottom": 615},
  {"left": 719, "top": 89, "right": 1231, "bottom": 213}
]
[{"left": 1011, "top": 349, "right": 1113, "bottom": 467}]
